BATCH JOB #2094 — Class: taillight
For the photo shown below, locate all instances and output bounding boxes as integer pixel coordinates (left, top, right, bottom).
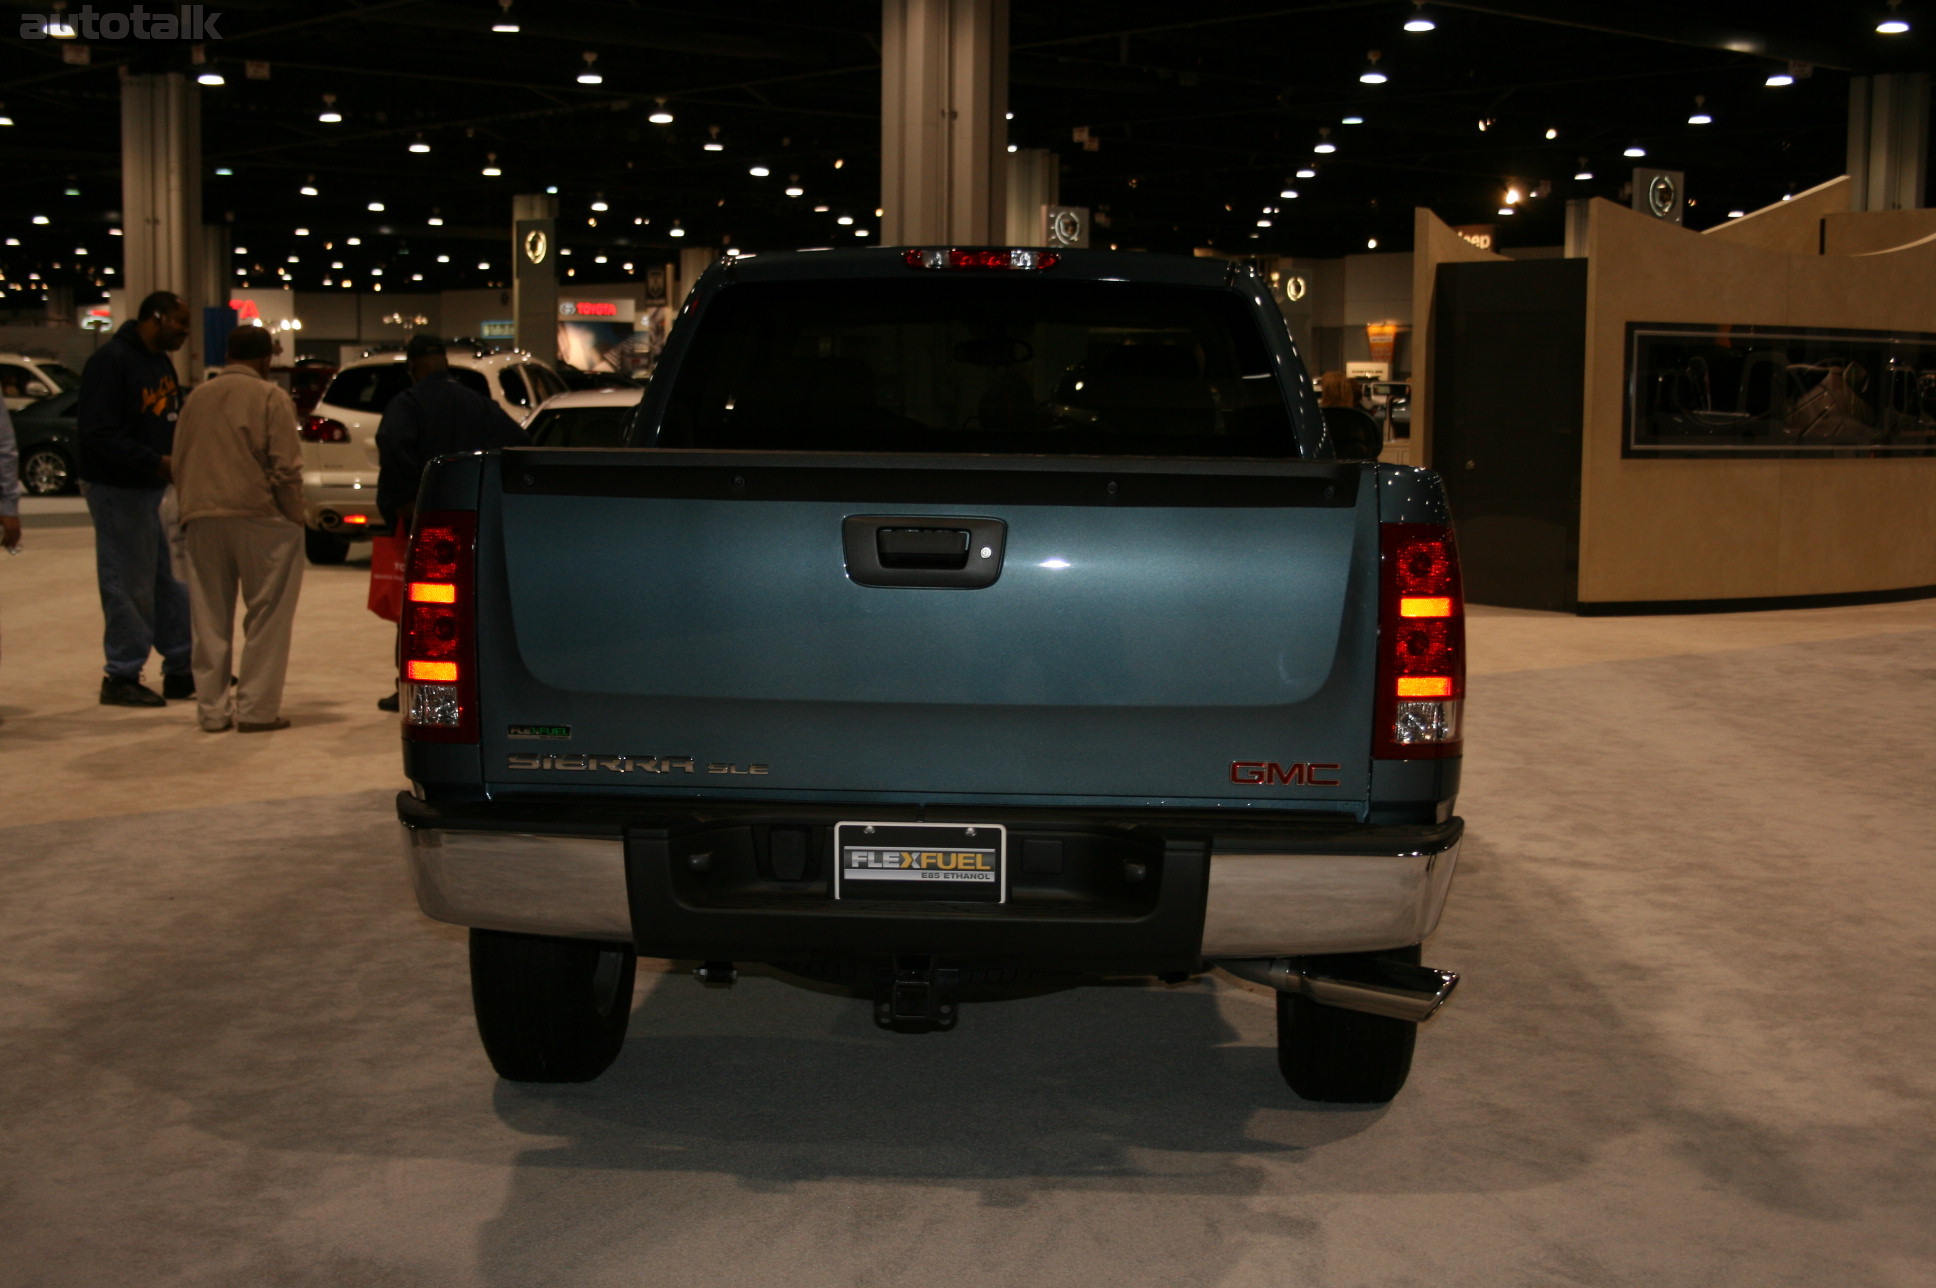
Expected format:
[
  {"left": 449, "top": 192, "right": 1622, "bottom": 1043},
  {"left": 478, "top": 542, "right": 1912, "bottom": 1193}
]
[
  {"left": 400, "top": 511, "right": 477, "bottom": 743},
  {"left": 1375, "top": 523, "right": 1464, "bottom": 759},
  {"left": 300, "top": 416, "right": 350, "bottom": 443},
  {"left": 902, "top": 248, "right": 1060, "bottom": 271}
]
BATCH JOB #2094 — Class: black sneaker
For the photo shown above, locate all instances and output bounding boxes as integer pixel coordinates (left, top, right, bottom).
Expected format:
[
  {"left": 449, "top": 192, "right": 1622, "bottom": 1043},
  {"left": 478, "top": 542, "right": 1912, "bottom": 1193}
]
[
  {"left": 162, "top": 673, "right": 195, "bottom": 700},
  {"left": 377, "top": 691, "right": 401, "bottom": 712},
  {"left": 101, "top": 676, "right": 167, "bottom": 708}
]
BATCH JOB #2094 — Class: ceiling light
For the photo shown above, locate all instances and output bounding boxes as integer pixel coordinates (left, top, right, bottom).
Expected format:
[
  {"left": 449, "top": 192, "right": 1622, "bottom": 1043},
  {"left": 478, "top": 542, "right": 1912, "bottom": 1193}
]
[
  {"left": 482, "top": 153, "right": 502, "bottom": 177},
  {"left": 427, "top": 215, "right": 444, "bottom": 226},
  {"left": 749, "top": 163, "right": 770, "bottom": 177},
  {"left": 319, "top": 94, "right": 342, "bottom": 124},
  {"left": 233, "top": 246, "right": 247, "bottom": 254},
  {"left": 1505, "top": 187, "right": 1522, "bottom": 205},
  {"left": 836, "top": 215, "right": 854, "bottom": 226},
  {"left": 1688, "top": 95, "right": 1712, "bottom": 125},
  {"left": 704, "top": 141, "right": 725, "bottom": 152},
  {"left": 1497, "top": 206, "right": 1516, "bottom": 216},
  {"left": 546, "top": 185, "right": 559, "bottom": 194},
  {"left": 1624, "top": 142, "right": 1647, "bottom": 157},
  {"left": 347, "top": 237, "right": 361, "bottom": 245},
  {"left": 1007, "top": 143, "right": 1018, "bottom": 153},
  {"left": 1404, "top": 2, "right": 1435, "bottom": 31},
  {"left": 109, "top": 227, "right": 121, "bottom": 236},
  {"left": 197, "top": 71, "right": 225, "bottom": 87},
  {"left": 854, "top": 229, "right": 870, "bottom": 237},
  {"left": 1545, "top": 127, "right": 1558, "bottom": 139},
  {"left": 1574, "top": 166, "right": 1594, "bottom": 180},
  {"left": 437, "top": 255, "right": 450, "bottom": 263},
  {"left": 785, "top": 177, "right": 805, "bottom": 197},
  {"left": 1342, "top": 114, "right": 1365, "bottom": 125},
  {"left": 594, "top": 255, "right": 608, "bottom": 264},
  {"left": 330, "top": 261, "right": 343, "bottom": 269},
  {"left": 648, "top": 98, "right": 674, "bottom": 124},
  {"left": 1257, "top": 219, "right": 1273, "bottom": 228},
  {"left": 1728, "top": 209, "right": 1746, "bottom": 218},
  {"left": 1476, "top": 118, "right": 1491, "bottom": 132},
  {"left": 1313, "top": 127, "right": 1337, "bottom": 154},
  {"left": 669, "top": 222, "right": 686, "bottom": 238},
  {"left": 412, "top": 273, "right": 424, "bottom": 281},
  {"left": 31, "top": 215, "right": 48, "bottom": 225},
  {"left": 1765, "top": 68, "right": 1795, "bottom": 87},
  {"left": 590, "top": 197, "right": 608, "bottom": 211},
  {"left": 1280, "top": 188, "right": 1299, "bottom": 199},
  {"left": 493, "top": 21, "right": 519, "bottom": 33},
  {"left": 214, "top": 167, "right": 234, "bottom": 176},
  {"left": 577, "top": 51, "right": 602, "bottom": 84},
  {"left": 300, "top": 184, "right": 318, "bottom": 196},
  {"left": 294, "top": 227, "right": 310, "bottom": 236},
  {"left": 408, "top": 136, "right": 430, "bottom": 153},
  {"left": 1296, "top": 166, "right": 1317, "bottom": 179},
  {"left": 368, "top": 201, "right": 385, "bottom": 212},
  {"left": 1359, "top": 51, "right": 1387, "bottom": 84},
  {"left": 1878, "top": 1, "right": 1910, "bottom": 33},
  {"left": 1367, "top": 237, "right": 1379, "bottom": 249},
  {"left": 813, "top": 204, "right": 830, "bottom": 213},
  {"left": 0, "top": 113, "right": 13, "bottom": 127},
  {"left": 478, "top": 262, "right": 491, "bottom": 270}
]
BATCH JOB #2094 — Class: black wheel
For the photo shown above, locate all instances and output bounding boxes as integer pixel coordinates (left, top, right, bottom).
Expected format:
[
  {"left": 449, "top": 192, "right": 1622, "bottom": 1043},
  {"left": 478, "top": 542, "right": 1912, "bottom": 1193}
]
[
  {"left": 304, "top": 527, "right": 351, "bottom": 564},
  {"left": 469, "top": 929, "right": 636, "bottom": 1082},
  {"left": 1275, "top": 944, "right": 1420, "bottom": 1104},
  {"left": 20, "top": 445, "right": 73, "bottom": 495}
]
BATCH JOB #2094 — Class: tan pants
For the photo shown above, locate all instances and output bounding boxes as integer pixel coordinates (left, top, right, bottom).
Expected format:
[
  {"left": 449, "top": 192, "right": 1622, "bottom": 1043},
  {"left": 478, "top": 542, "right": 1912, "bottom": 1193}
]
[{"left": 183, "top": 516, "right": 304, "bottom": 729}]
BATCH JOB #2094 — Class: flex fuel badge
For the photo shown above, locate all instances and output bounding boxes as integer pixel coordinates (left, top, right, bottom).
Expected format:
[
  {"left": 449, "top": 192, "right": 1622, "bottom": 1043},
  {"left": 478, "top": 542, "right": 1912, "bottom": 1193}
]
[{"left": 507, "top": 724, "right": 571, "bottom": 740}]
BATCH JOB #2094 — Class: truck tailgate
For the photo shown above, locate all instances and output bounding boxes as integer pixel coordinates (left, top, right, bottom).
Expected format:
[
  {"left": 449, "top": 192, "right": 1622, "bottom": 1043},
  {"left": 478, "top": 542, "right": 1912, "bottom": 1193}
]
[{"left": 477, "top": 451, "right": 1378, "bottom": 808}]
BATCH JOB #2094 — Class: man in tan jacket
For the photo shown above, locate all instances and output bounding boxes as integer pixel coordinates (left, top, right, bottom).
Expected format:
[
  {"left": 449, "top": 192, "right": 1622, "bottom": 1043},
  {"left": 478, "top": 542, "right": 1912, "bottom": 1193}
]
[{"left": 173, "top": 326, "right": 306, "bottom": 733}]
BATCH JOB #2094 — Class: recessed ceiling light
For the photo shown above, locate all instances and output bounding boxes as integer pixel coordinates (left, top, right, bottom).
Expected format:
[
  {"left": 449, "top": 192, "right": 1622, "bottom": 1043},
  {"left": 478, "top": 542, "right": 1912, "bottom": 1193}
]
[
  {"left": 300, "top": 184, "right": 318, "bottom": 196},
  {"left": 1545, "top": 127, "right": 1558, "bottom": 139}
]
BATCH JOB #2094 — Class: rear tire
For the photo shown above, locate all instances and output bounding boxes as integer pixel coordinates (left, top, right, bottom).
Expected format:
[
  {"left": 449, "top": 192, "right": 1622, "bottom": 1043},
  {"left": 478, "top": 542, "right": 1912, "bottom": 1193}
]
[
  {"left": 20, "top": 445, "right": 73, "bottom": 495},
  {"left": 1275, "top": 944, "right": 1420, "bottom": 1104},
  {"left": 304, "top": 527, "right": 351, "bottom": 564},
  {"left": 469, "top": 929, "right": 636, "bottom": 1083}
]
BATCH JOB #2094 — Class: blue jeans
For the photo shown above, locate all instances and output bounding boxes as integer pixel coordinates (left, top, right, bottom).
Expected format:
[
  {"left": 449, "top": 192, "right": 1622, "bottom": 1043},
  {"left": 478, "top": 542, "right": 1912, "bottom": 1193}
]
[{"left": 84, "top": 482, "right": 192, "bottom": 682}]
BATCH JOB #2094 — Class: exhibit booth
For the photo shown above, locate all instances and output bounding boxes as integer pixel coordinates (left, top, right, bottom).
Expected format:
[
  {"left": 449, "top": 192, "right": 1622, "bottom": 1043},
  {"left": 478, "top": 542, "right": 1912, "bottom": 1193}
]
[{"left": 1413, "top": 184, "right": 1936, "bottom": 612}]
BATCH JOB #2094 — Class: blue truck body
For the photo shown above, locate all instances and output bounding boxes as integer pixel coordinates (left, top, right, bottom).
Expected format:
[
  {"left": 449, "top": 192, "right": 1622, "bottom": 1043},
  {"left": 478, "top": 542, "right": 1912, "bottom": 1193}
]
[{"left": 396, "top": 248, "right": 1465, "bottom": 1102}]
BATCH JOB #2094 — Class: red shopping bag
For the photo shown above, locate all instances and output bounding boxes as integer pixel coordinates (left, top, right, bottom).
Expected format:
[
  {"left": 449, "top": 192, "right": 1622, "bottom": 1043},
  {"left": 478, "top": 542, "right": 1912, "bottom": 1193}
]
[{"left": 367, "top": 533, "right": 408, "bottom": 622}]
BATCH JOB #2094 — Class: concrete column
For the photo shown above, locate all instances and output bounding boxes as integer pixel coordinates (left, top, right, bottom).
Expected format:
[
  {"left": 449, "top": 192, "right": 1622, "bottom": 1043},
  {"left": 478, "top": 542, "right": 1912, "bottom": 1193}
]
[
  {"left": 511, "top": 194, "right": 558, "bottom": 361},
  {"left": 120, "top": 69, "right": 203, "bottom": 374},
  {"left": 881, "top": 0, "right": 1009, "bottom": 245},
  {"left": 675, "top": 247, "right": 720, "bottom": 308},
  {"left": 1004, "top": 147, "right": 1058, "bottom": 245},
  {"left": 1847, "top": 73, "right": 1930, "bottom": 212}
]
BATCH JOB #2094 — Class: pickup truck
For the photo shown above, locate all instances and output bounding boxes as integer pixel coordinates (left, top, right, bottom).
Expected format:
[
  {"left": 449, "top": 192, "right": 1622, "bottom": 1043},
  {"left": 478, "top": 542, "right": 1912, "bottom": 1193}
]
[{"left": 396, "top": 246, "right": 1464, "bottom": 1104}]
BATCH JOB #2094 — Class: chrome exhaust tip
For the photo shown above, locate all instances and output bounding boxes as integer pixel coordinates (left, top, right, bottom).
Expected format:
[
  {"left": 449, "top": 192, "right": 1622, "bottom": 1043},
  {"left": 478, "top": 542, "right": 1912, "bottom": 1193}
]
[{"left": 1214, "top": 955, "right": 1458, "bottom": 1023}]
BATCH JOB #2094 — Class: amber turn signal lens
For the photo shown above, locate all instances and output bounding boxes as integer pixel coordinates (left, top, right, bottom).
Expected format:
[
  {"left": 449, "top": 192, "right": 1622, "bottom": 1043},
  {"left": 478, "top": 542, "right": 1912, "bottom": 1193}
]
[
  {"left": 405, "top": 660, "right": 459, "bottom": 682},
  {"left": 1399, "top": 596, "right": 1454, "bottom": 618},
  {"left": 408, "top": 581, "right": 457, "bottom": 603}
]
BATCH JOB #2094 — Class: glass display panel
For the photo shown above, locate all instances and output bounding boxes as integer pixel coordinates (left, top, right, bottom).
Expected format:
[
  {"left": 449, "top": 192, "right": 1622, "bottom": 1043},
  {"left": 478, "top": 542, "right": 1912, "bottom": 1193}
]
[{"left": 1626, "top": 322, "right": 1936, "bottom": 458}]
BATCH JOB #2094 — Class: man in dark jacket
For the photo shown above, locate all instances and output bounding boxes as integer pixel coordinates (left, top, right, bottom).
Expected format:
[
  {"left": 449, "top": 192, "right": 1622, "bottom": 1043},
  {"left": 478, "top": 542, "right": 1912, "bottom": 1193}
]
[
  {"left": 78, "top": 290, "right": 193, "bottom": 707},
  {"left": 373, "top": 334, "right": 528, "bottom": 710}
]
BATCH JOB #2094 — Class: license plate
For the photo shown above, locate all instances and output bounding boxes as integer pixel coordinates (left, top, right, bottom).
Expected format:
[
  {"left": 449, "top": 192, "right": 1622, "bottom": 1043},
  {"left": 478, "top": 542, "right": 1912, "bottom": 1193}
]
[{"left": 834, "top": 822, "right": 1007, "bottom": 903}]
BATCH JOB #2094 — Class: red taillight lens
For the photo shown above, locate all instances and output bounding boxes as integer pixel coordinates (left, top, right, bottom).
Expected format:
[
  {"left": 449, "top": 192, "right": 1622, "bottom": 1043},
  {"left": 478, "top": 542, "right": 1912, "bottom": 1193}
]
[
  {"left": 400, "top": 510, "right": 477, "bottom": 743},
  {"left": 1376, "top": 523, "right": 1464, "bottom": 759},
  {"left": 300, "top": 416, "right": 349, "bottom": 443},
  {"left": 902, "top": 247, "right": 1060, "bottom": 271}
]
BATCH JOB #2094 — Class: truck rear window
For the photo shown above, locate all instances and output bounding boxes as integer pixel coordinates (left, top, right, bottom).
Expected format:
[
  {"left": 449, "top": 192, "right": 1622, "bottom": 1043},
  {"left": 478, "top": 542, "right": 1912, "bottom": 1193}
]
[{"left": 658, "top": 278, "right": 1297, "bottom": 456}]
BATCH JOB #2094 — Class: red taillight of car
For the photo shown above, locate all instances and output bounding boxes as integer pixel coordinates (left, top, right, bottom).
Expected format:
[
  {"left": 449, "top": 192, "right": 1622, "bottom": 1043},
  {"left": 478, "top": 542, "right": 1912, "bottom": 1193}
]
[
  {"left": 400, "top": 511, "right": 477, "bottom": 744},
  {"left": 300, "top": 416, "right": 350, "bottom": 443},
  {"left": 902, "top": 248, "right": 1061, "bottom": 271},
  {"left": 1375, "top": 523, "right": 1464, "bottom": 760}
]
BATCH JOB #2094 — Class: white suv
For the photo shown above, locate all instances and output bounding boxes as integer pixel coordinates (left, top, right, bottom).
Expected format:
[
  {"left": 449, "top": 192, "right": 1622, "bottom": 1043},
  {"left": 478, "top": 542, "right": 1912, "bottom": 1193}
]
[
  {"left": 300, "top": 344, "right": 566, "bottom": 563},
  {"left": 1, "top": 353, "right": 83, "bottom": 412}
]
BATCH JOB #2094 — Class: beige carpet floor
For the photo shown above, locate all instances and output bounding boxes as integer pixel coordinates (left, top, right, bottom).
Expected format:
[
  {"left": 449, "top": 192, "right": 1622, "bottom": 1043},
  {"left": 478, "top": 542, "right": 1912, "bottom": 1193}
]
[{"left": 2, "top": 511, "right": 1933, "bottom": 1287}]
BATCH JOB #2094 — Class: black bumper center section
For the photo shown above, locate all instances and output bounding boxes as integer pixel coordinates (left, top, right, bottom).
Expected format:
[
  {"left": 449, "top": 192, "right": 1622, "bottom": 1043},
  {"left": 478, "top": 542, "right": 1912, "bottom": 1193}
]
[{"left": 622, "top": 817, "right": 1209, "bottom": 974}]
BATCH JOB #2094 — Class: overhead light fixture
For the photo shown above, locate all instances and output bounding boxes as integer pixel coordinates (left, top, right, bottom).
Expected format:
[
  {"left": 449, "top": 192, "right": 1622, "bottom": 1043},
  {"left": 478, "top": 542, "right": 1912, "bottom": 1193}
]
[
  {"left": 347, "top": 237, "right": 361, "bottom": 245},
  {"left": 1497, "top": 206, "right": 1516, "bottom": 216},
  {"left": 704, "top": 125, "right": 724, "bottom": 152},
  {"left": 493, "top": 0, "right": 519, "bottom": 32},
  {"left": 197, "top": 71, "right": 225, "bottom": 87},
  {"left": 31, "top": 215, "right": 49, "bottom": 225},
  {"left": 214, "top": 166, "right": 234, "bottom": 176},
  {"left": 0, "top": 110, "right": 13, "bottom": 126},
  {"left": 1727, "top": 209, "right": 1747, "bottom": 218},
  {"left": 669, "top": 222, "right": 686, "bottom": 238},
  {"left": 1367, "top": 237, "right": 1379, "bottom": 249},
  {"left": 1476, "top": 118, "right": 1492, "bottom": 132},
  {"left": 1545, "top": 127, "right": 1558, "bottom": 139},
  {"left": 1359, "top": 51, "right": 1388, "bottom": 85},
  {"left": 427, "top": 213, "right": 444, "bottom": 226},
  {"left": 1504, "top": 186, "right": 1522, "bottom": 205},
  {"left": 367, "top": 201, "right": 385, "bottom": 212},
  {"left": 408, "top": 136, "right": 430, "bottom": 153},
  {"left": 648, "top": 98, "right": 674, "bottom": 124},
  {"left": 1342, "top": 114, "right": 1365, "bottom": 125},
  {"left": 1296, "top": 165, "right": 1317, "bottom": 179},
  {"left": 1878, "top": 1, "right": 1910, "bottom": 33},
  {"left": 300, "top": 178, "right": 318, "bottom": 195},
  {"left": 785, "top": 176, "right": 804, "bottom": 197},
  {"left": 836, "top": 214, "right": 854, "bottom": 226},
  {"left": 1574, "top": 158, "right": 1594, "bottom": 180},
  {"left": 1257, "top": 219, "right": 1273, "bottom": 228},
  {"left": 1405, "top": 2, "right": 1435, "bottom": 31},
  {"left": 318, "top": 94, "right": 342, "bottom": 124},
  {"left": 482, "top": 153, "right": 502, "bottom": 177},
  {"left": 577, "top": 51, "right": 602, "bottom": 85},
  {"left": 1765, "top": 67, "right": 1795, "bottom": 87},
  {"left": 109, "top": 227, "right": 121, "bottom": 236},
  {"left": 546, "top": 185, "right": 559, "bottom": 194},
  {"left": 437, "top": 254, "right": 450, "bottom": 263},
  {"left": 855, "top": 229, "right": 870, "bottom": 237},
  {"left": 590, "top": 195, "right": 608, "bottom": 211},
  {"left": 1280, "top": 188, "right": 1300, "bottom": 199},
  {"left": 1624, "top": 141, "right": 1647, "bottom": 157},
  {"left": 1688, "top": 95, "right": 1713, "bottom": 125},
  {"left": 1313, "top": 127, "right": 1337, "bottom": 154},
  {"left": 749, "top": 163, "right": 770, "bottom": 177},
  {"left": 294, "top": 227, "right": 310, "bottom": 236}
]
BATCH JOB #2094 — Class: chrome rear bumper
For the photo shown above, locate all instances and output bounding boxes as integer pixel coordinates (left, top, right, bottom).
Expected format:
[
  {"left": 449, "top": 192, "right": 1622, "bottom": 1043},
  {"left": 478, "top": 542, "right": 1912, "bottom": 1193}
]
[{"left": 402, "top": 824, "right": 1459, "bottom": 958}]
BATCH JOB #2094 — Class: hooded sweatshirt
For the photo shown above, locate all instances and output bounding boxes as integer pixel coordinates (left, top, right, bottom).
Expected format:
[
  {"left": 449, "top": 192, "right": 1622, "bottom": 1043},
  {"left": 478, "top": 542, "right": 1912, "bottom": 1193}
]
[{"left": 76, "top": 319, "right": 182, "bottom": 488}]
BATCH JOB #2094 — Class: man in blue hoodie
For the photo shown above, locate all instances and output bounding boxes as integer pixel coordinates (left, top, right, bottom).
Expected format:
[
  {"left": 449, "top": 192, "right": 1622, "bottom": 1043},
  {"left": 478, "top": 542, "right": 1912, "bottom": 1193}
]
[{"left": 77, "top": 290, "right": 194, "bottom": 707}]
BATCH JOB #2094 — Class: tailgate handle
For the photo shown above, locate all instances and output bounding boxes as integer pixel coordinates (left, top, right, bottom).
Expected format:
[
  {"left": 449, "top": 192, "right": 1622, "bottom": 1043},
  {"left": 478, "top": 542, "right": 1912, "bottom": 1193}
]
[
  {"left": 877, "top": 526, "right": 970, "bottom": 570},
  {"left": 843, "top": 515, "right": 1006, "bottom": 589}
]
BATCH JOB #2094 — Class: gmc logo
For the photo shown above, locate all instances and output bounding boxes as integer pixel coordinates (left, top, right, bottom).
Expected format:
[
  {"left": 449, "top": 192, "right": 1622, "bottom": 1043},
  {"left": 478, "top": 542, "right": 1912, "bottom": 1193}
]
[{"left": 1230, "top": 761, "right": 1342, "bottom": 787}]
